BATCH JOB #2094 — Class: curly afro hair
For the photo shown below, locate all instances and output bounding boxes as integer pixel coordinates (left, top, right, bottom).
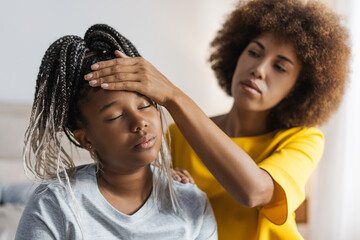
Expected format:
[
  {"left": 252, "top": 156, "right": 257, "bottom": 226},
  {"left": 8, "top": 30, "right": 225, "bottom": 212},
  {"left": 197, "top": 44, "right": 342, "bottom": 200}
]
[{"left": 209, "top": 0, "right": 350, "bottom": 129}]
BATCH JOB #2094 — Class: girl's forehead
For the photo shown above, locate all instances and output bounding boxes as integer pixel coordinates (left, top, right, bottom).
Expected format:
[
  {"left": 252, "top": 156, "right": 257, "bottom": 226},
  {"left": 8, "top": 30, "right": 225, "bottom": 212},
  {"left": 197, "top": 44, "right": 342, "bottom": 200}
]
[{"left": 85, "top": 89, "right": 146, "bottom": 111}]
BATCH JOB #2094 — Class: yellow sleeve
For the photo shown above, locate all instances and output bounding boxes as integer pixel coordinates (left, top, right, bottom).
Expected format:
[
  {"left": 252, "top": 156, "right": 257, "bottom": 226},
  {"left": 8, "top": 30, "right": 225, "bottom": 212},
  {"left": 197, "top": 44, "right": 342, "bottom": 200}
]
[
  {"left": 258, "top": 128, "right": 324, "bottom": 225},
  {"left": 165, "top": 124, "right": 172, "bottom": 148},
  {"left": 167, "top": 123, "right": 179, "bottom": 166}
]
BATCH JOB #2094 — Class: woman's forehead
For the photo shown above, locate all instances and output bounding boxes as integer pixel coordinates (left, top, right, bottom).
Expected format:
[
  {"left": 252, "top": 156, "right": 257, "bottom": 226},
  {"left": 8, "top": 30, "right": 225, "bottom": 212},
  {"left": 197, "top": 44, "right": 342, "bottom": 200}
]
[{"left": 251, "top": 33, "right": 300, "bottom": 64}]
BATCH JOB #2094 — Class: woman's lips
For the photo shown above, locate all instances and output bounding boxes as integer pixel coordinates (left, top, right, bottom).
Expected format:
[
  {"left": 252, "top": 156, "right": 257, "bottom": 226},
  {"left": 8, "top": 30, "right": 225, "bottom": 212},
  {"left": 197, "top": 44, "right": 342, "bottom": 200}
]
[
  {"left": 134, "top": 136, "right": 156, "bottom": 150},
  {"left": 240, "top": 80, "right": 261, "bottom": 95}
]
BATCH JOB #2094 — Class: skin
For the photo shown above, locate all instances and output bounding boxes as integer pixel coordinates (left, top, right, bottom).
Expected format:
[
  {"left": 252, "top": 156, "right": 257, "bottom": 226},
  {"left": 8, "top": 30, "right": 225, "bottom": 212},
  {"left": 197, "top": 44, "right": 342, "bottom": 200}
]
[
  {"left": 171, "top": 168, "right": 194, "bottom": 184},
  {"left": 215, "top": 34, "right": 301, "bottom": 137},
  {"left": 84, "top": 32, "right": 302, "bottom": 208},
  {"left": 73, "top": 89, "right": 163, "bottom": 215}
]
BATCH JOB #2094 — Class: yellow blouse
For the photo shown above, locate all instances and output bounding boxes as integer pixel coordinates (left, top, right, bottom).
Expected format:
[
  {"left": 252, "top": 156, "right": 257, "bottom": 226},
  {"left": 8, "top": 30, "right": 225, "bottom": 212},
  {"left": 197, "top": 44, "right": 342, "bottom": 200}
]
[{"left": 168, "top": 124, "right": 324, "bottom": 240}]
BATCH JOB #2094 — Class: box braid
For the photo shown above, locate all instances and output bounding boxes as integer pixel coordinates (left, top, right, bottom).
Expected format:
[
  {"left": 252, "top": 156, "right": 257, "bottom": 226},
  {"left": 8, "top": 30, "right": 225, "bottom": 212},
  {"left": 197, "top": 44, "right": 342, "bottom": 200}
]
[{"left": 23, "top": 24, "right": 179, "bottom": 212}]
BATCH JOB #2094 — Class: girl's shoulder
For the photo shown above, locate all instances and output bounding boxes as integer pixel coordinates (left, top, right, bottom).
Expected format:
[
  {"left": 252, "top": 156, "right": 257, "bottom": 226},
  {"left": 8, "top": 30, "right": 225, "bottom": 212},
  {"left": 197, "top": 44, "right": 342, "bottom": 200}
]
[
  {"left": 173, "top": 180, "right": 207, "bottom": 198},
  {"left": 172, "top": 180, "right": 209, "bottom": 209},
  {"left": 32, "top": 164, "right": 96, "bottom": 199},
  {"left": 152, "top": 166, "right": 208, "bottom": 209}
]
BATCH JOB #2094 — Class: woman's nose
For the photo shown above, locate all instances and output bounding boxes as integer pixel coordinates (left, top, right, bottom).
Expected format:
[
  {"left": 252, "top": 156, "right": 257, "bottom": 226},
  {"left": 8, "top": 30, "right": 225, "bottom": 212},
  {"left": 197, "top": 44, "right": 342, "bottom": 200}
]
[{"left": 251, "top": 61, "right": 267, "bottom": 80}]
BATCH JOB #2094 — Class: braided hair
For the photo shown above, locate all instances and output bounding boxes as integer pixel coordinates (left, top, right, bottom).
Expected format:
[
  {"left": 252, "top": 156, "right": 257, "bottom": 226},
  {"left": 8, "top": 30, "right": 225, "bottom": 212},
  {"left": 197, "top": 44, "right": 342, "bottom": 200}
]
[{"left": 24, "top": 24, "right": 178, "bottom": 211}]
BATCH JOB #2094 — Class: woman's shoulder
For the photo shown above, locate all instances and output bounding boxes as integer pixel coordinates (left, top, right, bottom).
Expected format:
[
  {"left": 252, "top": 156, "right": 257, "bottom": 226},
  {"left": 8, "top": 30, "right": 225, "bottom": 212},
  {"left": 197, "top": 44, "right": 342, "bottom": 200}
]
[
  {"left": 274, "top": 126, "right": 324, "bottom": 142},
  {"left": 270, "top": 126, "right": 325, "bottom": 156},
  {"left": 280, "top": 126, "right": 323, "bottom": 134}
]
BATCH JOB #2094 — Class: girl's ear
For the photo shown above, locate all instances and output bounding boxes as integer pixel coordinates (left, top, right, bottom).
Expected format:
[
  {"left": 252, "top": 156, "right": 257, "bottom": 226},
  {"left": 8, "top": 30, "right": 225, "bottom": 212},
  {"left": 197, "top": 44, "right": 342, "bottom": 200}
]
[{"left": 73, "top": 129, "right": 94, "bottom": 151}]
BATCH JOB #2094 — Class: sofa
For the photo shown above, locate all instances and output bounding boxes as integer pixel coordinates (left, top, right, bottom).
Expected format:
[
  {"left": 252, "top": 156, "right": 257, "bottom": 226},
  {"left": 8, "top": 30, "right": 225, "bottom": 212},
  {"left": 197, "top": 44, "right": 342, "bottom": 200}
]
[{"left": 0, "top": 102, "right": 93, "bottom": 240}]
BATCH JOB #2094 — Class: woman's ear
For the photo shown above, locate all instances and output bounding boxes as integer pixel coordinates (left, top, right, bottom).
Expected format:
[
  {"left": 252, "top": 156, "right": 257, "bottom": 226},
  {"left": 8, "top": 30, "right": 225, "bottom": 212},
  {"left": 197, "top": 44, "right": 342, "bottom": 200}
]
[{"left": 73, "top": 129, "right": 94, "bottom": 152}]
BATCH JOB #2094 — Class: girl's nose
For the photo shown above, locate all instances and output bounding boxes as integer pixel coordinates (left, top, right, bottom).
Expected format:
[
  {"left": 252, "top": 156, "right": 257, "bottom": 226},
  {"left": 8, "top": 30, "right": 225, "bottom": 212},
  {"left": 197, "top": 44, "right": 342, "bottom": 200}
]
[{"left": 130, "top": 115, "right": 148, "bottom": 133}]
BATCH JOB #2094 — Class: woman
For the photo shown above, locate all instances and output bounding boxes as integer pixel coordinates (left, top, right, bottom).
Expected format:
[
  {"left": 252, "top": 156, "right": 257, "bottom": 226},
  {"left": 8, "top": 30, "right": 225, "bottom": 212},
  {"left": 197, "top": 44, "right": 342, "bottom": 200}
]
[
  {"left": 15, "top": 24, "right": 217, "bottom": 240},
  {"left": 85, "top": 0, "right": 350, "bottom": 239}
]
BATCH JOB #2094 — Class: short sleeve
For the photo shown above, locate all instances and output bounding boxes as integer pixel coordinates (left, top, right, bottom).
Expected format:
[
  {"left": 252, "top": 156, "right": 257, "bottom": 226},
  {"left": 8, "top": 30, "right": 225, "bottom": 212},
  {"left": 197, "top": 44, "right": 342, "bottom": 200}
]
[
  {"left": 258, "top": 128, "right": 324, "bottom": 225},
  {"left": 15, "top": 186, "right": 65, "bottom": 240}
]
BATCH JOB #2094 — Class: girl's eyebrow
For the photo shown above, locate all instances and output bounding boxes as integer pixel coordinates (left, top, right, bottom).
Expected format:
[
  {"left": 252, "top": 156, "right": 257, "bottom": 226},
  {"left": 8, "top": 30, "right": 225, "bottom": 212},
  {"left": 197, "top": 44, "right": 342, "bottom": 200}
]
[
  {"left": 99, "top": 94, "right": 147, "bottom": 113},
  {"left": 251, "top": 40, "right": 294, "bottom": 65},
  {"left": 99, "top": 101, "right": 119, "bottom": 113}
]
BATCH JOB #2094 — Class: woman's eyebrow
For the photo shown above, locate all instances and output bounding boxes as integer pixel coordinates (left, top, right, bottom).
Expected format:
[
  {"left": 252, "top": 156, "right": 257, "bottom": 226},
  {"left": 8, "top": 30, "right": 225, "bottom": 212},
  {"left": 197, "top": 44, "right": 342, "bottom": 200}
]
[
  {"left": 277, "top": 55, "right": 294, "bottom": 65},
  {"left": 252, "top": 40, "right": 265, "bottom": 50},
  {"left": 251, "top": 40, "right": 294, "bottom": 65}
]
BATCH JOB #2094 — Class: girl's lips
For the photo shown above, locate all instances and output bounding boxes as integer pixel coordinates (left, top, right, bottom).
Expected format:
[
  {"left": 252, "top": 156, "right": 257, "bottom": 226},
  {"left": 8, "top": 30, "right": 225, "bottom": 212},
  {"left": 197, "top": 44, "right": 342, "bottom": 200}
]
[{"left": 134, "top": 136, "right": 156, "bottom": 150}]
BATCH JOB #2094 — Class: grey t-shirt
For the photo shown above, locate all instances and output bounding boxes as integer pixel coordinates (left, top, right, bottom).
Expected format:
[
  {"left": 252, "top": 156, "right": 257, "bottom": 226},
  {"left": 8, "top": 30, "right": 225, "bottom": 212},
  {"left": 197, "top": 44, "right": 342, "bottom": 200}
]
[{"left": 15, "top": 165, "right": 217, "bottom": 240}]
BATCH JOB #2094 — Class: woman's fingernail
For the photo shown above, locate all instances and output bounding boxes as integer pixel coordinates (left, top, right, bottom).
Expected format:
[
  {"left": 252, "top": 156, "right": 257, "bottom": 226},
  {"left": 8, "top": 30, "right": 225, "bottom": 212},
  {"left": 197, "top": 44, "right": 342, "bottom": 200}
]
[
  {"left": 101, "top": 83, "right": 109, "bottom": 88},
  {"left": 89, "top": 80, "right": 98, "bottom": 86},
  {"left": 85, "top": 73, "right": 93, "bottom": 80},
  {"left": 91, "top": 64, "right": 99, "bottom": 70}
]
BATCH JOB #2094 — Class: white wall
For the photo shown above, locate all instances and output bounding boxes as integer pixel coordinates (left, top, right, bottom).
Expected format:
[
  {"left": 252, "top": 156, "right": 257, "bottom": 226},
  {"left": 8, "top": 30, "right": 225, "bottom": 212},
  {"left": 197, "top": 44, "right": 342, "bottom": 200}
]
[
  {"left": 309, "top": 0, "right": 360, "bottom": 238},
  {"left": 0, "top": 0, "right": 236, "bottom": 116},
  {"left": 2, "top": 0, "right": 359, "bottom": 238}
]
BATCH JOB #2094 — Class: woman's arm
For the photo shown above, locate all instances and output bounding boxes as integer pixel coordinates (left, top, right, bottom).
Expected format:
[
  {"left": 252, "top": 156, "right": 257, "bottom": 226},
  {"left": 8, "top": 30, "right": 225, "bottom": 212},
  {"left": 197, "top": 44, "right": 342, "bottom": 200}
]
[
  {"left": 163, "top": 91, "right": 274, "bottom": 207},
  {"left": 85, "top": 52, "right": 274, "bottom": 207}
]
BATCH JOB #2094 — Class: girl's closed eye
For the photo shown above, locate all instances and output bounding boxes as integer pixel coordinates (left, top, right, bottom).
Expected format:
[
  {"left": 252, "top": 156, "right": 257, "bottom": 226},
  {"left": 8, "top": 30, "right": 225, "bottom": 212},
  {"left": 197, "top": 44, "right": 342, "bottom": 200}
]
[
  {"left": 106, "top": 103, "right": 152, "bottom": 122},
  {"left": 107, "top": 113, "right": 124, "bottom": 122},
  {"left": 138, "top": 104, "right": 151, "bottom": 110}
]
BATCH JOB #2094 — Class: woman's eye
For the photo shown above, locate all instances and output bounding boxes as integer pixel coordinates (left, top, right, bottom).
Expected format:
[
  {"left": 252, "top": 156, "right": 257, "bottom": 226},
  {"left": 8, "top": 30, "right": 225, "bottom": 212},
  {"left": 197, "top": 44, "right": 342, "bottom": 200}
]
[
  {"left": 275, "top": 64, "right": 286, "bottom": 73},
  {"left": 248, "top": 50, "right": 260, "bottom": 58}
]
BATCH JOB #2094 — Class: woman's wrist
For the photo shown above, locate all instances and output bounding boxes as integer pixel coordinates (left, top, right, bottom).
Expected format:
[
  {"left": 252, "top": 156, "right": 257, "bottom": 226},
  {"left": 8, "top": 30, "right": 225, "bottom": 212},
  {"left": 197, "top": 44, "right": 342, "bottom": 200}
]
[{"left": 163, "top": 86, "right": 186, "bottom": 111}]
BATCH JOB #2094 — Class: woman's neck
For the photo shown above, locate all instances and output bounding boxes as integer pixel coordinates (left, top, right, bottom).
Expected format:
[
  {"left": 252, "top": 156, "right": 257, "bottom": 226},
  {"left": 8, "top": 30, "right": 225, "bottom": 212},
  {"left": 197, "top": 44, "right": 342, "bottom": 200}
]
[
  {"left": 216, "top": 105, "right": 271, "bottom": 138},
  {"left": 97, "top": 165, "right": 153, "bottom": 215}
]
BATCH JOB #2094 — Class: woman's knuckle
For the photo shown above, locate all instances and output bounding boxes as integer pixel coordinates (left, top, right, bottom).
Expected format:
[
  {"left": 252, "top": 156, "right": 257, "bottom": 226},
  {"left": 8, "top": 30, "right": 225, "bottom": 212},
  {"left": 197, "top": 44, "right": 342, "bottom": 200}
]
[
  {"left": 115, "top": 73, "right": 121, "bottom": 80},
  {"left": 143, "top": 73, "right": 150, "bottom": 80},
  {"left": 139, "top": 57, "right": 147, "bottom": 65},
  {"left": 112, "top": 65, "right": 119, "bottom": 72},
  {"left": 122, "top": 82, "right": 129, "bottom": 90},
  {"left": 139, "top": 65, "right": 146, "bottom": 72}
]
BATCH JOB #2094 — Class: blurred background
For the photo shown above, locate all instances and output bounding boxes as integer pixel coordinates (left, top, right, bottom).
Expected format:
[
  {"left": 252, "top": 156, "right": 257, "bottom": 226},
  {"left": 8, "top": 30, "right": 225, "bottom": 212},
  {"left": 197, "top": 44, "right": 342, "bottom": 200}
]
[{"left": 0, "top": 0, "right": 359, "bottom": 239}]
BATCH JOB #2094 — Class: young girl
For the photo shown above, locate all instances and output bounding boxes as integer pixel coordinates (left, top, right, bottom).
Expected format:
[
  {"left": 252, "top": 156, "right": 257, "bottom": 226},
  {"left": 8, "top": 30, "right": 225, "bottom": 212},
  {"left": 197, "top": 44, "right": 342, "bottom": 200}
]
[
  {"left": 15, "top": 24, "right": 217, "bottom": 240},
  {"left": 84, "top": 0, "right": 350, "bottom": 239}
]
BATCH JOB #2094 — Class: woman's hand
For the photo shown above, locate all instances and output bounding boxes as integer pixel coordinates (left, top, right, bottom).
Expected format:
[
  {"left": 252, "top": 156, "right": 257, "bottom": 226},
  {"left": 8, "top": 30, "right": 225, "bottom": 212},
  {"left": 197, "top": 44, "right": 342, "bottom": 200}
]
[
  {"left": 171, "top": 168, "right": 195, "bottom": 184},
  {"left": 84, "top": 50, "right": 181, "bottom": 107}
]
